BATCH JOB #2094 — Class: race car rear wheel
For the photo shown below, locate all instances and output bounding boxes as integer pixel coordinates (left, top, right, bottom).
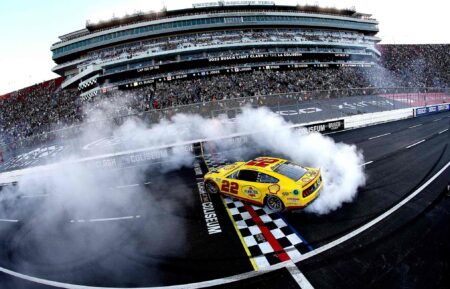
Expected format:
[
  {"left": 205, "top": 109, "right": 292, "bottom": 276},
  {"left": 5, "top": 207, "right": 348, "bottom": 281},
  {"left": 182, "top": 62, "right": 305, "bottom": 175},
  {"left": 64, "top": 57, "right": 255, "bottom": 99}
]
[
  {"left": 265, "top": 195, "right": 285, "bottom": 212},
  {"left": 205, "top": 180, "right": 220, "bottom": 194}
]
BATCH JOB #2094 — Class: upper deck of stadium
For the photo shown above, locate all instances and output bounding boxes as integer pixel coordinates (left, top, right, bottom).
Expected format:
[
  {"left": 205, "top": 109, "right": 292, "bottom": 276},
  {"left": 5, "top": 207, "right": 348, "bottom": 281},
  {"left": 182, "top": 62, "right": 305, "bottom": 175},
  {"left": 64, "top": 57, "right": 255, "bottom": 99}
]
[{"left": 50, "top": 1, "right": 379, "bottom": 63}]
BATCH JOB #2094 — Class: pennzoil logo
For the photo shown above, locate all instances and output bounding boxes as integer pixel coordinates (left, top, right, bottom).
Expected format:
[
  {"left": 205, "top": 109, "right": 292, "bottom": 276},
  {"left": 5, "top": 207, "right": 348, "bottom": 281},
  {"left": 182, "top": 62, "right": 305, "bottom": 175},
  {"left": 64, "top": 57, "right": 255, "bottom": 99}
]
[{"left": 243, "top": 186, "right": 260, "bottom": 198}]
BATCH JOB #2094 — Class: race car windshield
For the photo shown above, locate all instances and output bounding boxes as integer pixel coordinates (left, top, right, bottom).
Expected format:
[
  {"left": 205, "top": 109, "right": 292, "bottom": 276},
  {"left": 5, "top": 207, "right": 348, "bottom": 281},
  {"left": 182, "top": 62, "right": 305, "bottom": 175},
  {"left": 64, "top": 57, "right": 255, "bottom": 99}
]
[{"left": 274, "top": 162, "right": 307, "bottom": 181}]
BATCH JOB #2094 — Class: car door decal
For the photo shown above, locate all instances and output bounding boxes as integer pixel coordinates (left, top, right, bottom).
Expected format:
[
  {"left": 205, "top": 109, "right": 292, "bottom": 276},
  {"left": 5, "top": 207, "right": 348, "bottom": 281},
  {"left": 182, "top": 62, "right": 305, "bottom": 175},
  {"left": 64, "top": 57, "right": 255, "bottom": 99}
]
[
  {"left": 221, "top": 180, "right": 239, "bottom": 194},
  {"left": 242, "top": 185, "right": 261, "bottom": 199}
]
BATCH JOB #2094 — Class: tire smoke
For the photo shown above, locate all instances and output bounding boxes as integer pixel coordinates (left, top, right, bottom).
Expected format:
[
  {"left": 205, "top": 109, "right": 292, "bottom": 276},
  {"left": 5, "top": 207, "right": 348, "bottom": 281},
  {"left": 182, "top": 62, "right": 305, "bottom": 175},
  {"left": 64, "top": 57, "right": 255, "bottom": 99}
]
[{"left": 107, "top": 105, "right": 366, "bottom": 214}]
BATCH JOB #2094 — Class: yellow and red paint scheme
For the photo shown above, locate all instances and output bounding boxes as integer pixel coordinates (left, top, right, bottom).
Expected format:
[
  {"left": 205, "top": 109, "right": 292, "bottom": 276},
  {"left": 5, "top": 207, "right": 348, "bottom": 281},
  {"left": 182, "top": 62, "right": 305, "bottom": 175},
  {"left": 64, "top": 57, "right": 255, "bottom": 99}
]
[{"left": 204, "top": 157, "right": 322, "bottom": 210}]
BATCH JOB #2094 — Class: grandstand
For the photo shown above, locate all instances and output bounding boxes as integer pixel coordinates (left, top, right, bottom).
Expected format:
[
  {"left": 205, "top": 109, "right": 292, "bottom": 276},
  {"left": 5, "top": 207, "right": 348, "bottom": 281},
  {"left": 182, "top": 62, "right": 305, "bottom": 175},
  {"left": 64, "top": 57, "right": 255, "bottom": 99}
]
[{"left": 50, "top": 1, "right": 380, "bottom": 99}]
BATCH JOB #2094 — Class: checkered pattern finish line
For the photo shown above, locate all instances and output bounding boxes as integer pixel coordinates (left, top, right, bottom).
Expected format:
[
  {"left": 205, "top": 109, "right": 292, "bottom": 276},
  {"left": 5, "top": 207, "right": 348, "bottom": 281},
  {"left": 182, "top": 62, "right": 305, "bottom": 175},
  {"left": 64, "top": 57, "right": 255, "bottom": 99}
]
[
  {"left": 223, "top": 197, "right": 311, "bottom": 269},
  {"left": 202, "top": 153, "right": 228, "bottom": 169}
]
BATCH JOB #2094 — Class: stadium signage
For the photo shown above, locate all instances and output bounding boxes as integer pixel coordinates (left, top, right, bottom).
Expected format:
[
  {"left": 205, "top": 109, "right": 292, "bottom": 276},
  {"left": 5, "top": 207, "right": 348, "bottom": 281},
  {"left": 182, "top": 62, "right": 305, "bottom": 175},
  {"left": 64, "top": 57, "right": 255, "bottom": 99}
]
[
  {"left": 137, "top": 65, "right": 159, "bottom": 73},
  {"left": 303, "top": 119, "right": 345, "bottom": 133},
  {"left": 119, "top": 62, "right": 372, "bottom": 90},
  {"left": 233, "top": 67, "right": 252, "bottom": 72},
  {"left": 414, "top": 104, "right": 450, "bottom": 117},
  {"left": 339, "top": 63, "right": 373, "bottom": 68},
  {"left": 193, "top": 1, "right": 274, "bottom": 7},
  {"left": 0, "top": 145, "right": 65, "bottom": 171},
  {"left": 208, "top": 52, "right": 303, "bottom": 62},
  {"left": 438, "top": 104, "right": 450, "bottom": 111},
  {"left": 193, "top": 2, "right": 219, "bottom": 7},
  {"left": 292, "top": 64, "right": 309, "bottom": 68},
  {"left": 277, "top": 107, "right": 323, "bottom": 115},
  {"left": 79, "top": 144, "right": 193, "bottom": 170},
  {"left": 87, "top": 149, "right": 168, "bottom": 169},
  {"left": 195, "top": 161, "right": 222, "bottom": 235},
  {"left": 225, "top": 1, "right": 275, "bottom": 5},
  {"left": 166, "top": 74, "right": 188, "bottom": 81}
]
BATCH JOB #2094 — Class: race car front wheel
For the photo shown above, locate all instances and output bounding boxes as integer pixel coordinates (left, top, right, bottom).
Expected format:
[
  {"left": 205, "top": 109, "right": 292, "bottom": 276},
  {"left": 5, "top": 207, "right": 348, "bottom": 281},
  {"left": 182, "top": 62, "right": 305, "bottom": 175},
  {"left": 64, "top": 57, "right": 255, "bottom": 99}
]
[
  {"left": 205, "top": 180, "right": 220, "bottom": 194},
  {"left": 265, "top": 195, "right": 285, "bottom": 212}
]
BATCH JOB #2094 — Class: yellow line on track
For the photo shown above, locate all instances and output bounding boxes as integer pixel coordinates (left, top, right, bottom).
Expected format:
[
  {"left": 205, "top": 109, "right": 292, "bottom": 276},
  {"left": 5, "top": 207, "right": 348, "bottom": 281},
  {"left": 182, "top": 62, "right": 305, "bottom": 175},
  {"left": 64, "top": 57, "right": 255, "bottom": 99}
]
[{"left": 220, "top": 195, "right": 258, "bottom": 271}]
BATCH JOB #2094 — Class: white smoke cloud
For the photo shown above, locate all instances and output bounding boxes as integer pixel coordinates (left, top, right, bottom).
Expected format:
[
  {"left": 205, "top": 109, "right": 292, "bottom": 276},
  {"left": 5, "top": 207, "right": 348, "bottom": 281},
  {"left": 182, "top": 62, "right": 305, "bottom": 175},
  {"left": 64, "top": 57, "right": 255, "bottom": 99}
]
[
  {"left": 98, "top": 105, "right": 366, "bottom": 214},
  {"left": 0, "top": 102, "right": 197, "bottom": 283}
]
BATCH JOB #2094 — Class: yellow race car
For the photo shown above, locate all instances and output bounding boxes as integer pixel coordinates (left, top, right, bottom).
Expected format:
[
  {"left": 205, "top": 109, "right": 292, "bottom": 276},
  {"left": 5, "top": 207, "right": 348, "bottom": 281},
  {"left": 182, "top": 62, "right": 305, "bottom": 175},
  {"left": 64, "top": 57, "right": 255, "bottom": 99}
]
[{"left": 204, "top": 157, "right": 322, "bottom": 212}]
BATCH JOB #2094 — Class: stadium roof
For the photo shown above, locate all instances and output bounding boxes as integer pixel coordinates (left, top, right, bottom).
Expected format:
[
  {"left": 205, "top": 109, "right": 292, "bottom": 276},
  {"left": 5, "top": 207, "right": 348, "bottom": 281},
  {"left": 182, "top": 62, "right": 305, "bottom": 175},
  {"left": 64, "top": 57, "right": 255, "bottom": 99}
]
[{"left": 82, "top": 1, "right": 372, "bottom": 34}]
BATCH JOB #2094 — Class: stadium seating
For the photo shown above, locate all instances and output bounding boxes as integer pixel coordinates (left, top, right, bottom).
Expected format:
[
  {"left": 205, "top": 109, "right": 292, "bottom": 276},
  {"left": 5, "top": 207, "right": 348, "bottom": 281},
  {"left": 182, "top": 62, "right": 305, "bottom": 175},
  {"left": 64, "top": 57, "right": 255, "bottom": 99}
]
[{"left": 0, "top": 45, "right": 448, "bottom": 149}]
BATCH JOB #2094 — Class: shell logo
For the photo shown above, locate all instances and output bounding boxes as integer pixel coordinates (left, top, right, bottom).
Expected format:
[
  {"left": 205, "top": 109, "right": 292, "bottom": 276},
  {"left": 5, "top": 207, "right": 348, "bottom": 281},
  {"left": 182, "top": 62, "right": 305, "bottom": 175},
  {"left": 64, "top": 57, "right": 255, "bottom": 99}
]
[{"left": 268, "top": 184, "right": 280, "bottom": 194}]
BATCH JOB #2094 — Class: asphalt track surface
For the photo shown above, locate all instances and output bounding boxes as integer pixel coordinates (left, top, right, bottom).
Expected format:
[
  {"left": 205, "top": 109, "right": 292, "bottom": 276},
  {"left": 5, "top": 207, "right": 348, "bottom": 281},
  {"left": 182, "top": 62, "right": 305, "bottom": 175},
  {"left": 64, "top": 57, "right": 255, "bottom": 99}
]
[{"left": 0, "top": 111, "right": 448, "bottom": 288}]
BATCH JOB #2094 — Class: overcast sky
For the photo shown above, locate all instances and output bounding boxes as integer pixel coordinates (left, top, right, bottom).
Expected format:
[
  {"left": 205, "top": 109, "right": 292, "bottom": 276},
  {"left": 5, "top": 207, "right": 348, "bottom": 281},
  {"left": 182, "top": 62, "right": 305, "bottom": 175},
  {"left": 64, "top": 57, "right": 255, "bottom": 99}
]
[{"left": 0, "top": 0, "right": 448, "bottom": 95}]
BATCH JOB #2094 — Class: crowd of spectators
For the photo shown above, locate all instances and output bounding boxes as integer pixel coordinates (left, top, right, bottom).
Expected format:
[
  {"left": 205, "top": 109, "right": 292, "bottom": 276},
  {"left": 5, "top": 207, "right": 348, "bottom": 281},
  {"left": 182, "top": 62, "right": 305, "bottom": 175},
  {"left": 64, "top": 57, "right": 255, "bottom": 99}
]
[
  {"left": 378, "top": 44, "right": 450, "bottom": 88},
  {"left": 0, "top": 79, "right": 81, "bottom": 146},
  {"left": 73, "top": 29, "right": 372, "bottom": 69},
  {"left": 0, "top": 44, "right": 449, "bottom": 149},
  {"left": 133, "top": 67, "right": 375, "bottom": 108}
]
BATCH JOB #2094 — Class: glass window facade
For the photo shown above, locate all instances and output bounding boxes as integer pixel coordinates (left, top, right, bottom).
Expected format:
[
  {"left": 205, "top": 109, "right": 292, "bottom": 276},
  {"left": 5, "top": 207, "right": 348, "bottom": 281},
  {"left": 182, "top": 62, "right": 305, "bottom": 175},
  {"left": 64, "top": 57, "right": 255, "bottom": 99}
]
[{"left": 52, "top": 15, "right": 377, "bottom": 58}]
